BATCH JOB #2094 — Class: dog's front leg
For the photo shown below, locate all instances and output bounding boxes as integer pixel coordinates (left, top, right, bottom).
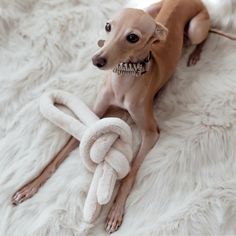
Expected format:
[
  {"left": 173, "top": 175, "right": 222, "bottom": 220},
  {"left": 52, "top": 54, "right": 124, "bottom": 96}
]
[
  {"left": 12, "top": 84, "right": 112, "bottom": 205},
  {"left": 12, "top": 136, "right": 80, "bottom": 205},
  {"left": 106, "top": 104, "right": 159, "bottom": 233}
]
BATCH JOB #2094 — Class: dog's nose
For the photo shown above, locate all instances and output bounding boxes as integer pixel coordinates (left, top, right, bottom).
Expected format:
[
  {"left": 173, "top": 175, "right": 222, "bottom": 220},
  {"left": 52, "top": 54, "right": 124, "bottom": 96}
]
[{"left": 92, "top": 56, "right": 107, "bottom": 68}]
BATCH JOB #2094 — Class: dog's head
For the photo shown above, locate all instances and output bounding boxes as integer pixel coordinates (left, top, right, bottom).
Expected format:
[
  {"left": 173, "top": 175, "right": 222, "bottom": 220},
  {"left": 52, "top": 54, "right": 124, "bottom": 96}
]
[{"left": 92, "top": 8, "right": 168, "bottom": 70}]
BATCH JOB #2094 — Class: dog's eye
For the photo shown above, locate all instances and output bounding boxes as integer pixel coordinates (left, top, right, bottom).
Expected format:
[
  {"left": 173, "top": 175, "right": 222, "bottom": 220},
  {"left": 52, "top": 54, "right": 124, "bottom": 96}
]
[
  {"left": 126, "top": 33, "right": 139, "bottom": 43},
  {"left": 105, "top": 23, "right": 111, "bottom": 32}
]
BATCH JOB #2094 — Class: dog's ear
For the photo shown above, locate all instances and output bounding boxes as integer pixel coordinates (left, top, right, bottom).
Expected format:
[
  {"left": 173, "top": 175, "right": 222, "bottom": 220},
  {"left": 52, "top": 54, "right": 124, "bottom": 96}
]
[
  {"left": 97, "top": 40, "right": 105, "bottom": 48},
  {"left": 153, "top": 22, "right": 168, "bottom": 42}
]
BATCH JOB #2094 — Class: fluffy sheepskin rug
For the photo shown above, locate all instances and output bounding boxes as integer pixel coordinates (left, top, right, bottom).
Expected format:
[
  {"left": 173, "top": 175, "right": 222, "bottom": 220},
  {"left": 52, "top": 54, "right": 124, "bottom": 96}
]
[{"left": 0, "top": 0, "right": 236, "bottom": 235}]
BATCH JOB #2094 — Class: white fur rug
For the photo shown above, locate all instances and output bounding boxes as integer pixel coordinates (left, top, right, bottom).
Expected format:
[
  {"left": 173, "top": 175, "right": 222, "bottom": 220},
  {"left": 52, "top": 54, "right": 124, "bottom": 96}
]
[{"left": 1, "top": 0, "right": 236, "bottom": 235}]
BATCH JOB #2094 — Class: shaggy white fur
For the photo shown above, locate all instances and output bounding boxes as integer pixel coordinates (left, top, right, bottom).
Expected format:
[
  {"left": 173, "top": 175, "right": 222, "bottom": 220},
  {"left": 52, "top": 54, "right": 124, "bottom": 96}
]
[{"left": 0, "top": 0, "right": 236, "bottom": 235}]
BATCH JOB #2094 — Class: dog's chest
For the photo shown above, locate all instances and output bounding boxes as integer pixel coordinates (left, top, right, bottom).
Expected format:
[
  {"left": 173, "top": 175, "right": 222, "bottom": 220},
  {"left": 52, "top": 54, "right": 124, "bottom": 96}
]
[{"left": 110, "top": 73, "right": 141, "bottom": 108}]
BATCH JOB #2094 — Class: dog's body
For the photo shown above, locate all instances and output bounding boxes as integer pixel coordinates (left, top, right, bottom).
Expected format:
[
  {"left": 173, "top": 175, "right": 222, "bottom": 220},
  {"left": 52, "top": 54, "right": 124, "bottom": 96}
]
[
  {"left": 12, "top": 0, "right": 233, "bottom": 233},
  {"left": 92, "top": 3, "right": 211, "bottom": 231}
]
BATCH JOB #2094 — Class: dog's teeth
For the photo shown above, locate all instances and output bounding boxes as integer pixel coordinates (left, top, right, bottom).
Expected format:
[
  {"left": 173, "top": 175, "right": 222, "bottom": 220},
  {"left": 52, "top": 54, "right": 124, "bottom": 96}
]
[{"left": 113, "top": 58, "right": 150, "bottom": 77}]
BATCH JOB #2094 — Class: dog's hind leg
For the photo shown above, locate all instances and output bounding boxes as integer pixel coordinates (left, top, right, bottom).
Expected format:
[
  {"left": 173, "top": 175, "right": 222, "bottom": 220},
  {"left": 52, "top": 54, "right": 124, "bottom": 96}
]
[
  {"left": 187, "top": 10, "right": 211, "bottom": 66},
  {"left": 146, "top": 1, "right": 163, "bottom": 18}
]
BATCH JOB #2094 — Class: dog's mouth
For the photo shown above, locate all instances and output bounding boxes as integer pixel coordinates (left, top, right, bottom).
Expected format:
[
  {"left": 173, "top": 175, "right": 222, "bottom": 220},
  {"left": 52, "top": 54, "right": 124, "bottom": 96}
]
[
  {"left": 112, "top": 52, "right": 152, "bottom": 77},
  {"left": 92, "top": 51, "right": 152, "bottom": 77}
]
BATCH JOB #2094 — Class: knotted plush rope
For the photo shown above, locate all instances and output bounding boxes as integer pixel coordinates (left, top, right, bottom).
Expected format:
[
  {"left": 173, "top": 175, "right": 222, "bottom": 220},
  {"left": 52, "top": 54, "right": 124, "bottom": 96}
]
[{"left": 40, "top": 90, "right": 133, "bottom": 223}]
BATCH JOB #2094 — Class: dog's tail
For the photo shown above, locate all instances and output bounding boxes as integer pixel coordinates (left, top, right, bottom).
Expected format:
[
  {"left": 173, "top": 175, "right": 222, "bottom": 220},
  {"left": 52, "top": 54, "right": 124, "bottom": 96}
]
[{"left": 210, "top": 28, "right": 236, "bottom": 40}]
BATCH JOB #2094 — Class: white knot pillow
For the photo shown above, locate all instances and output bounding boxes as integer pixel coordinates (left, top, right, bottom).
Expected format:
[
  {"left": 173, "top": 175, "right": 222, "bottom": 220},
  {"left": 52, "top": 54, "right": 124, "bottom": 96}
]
[{"left": 40, "top": 90, "right": 133, "bottom": 223}]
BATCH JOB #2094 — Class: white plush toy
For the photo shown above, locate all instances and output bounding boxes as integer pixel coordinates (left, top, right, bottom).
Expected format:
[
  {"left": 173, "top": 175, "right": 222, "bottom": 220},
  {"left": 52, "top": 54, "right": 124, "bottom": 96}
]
[{"left": 40, "top": 90, "right": 133, "bottom": 223}]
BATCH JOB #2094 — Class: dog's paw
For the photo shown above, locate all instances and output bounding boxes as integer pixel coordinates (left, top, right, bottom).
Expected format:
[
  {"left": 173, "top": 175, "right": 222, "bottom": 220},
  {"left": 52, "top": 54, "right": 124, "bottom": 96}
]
[
  {"left": 187, "top": 52, "right": 200, "bottom": 67},
  {"left": 12, "top": 182, "right": 39, "bottom": 205},
  {"left": 105, "top": 200, "right": 124, "bottom": 234}
]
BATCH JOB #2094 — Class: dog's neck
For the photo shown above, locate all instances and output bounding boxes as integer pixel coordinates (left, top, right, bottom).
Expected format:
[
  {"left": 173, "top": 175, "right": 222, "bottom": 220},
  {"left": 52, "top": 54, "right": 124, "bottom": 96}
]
[{"left": 112, "top": 51, "right": 152, "bottom": 77}]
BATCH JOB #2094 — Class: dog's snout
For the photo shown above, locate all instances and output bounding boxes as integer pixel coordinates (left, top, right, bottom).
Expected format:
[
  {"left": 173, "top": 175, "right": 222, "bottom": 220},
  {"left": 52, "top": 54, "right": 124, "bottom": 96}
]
[{"left": 92, "top": 56, "right": 107, "bottom": 68}]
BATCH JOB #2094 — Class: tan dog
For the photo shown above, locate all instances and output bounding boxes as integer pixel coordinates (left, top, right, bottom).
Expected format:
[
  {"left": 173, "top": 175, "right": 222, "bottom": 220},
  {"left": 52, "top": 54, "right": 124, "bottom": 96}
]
[{"left": 12, "top": 0, "right": 236, "bottom": 233}]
